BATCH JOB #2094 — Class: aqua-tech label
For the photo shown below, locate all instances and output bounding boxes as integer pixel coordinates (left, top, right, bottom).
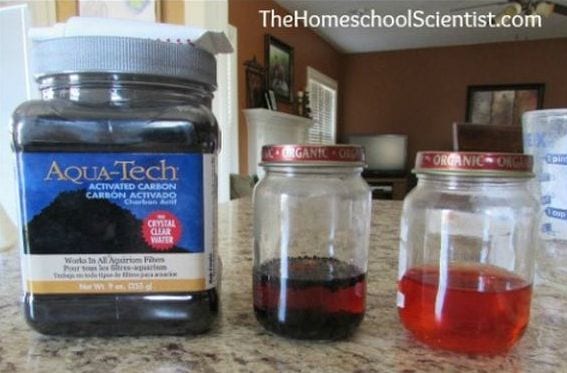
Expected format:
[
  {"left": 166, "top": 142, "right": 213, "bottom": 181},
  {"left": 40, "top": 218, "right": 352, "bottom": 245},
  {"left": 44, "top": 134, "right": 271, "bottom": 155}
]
[{"left": 18, "top": 152, "right": 216, "bottom": 295}]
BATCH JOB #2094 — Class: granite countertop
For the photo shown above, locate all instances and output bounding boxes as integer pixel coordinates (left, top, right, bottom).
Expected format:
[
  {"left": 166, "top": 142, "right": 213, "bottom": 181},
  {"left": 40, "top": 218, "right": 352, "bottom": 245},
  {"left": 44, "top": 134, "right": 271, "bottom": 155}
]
[{"left": 1, "top": 199, "right": 566, "bottom": 372}]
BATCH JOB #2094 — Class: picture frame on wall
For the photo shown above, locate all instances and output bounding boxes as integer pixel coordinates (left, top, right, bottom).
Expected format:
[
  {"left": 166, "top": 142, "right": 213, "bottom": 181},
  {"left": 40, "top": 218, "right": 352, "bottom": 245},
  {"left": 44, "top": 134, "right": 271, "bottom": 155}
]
[
  {"left": 466, "top": 83, "right": 545, "bottom": 126},
  {"left": 265, "top": 34, "right": 294, "bottom": 103}
]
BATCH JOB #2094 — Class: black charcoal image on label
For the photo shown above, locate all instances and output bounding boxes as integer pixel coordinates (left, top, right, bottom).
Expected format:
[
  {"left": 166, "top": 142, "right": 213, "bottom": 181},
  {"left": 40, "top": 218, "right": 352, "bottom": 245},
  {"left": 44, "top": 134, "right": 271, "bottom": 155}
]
[{"left": 27, "top": 190, "right": 188, "bottom": 254}]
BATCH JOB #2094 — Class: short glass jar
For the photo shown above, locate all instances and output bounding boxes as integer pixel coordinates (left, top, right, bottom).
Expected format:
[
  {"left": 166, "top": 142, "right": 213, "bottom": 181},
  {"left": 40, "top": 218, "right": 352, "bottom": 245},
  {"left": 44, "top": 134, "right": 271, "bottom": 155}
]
[
  {"left": 397, "top": 152, "right": 538, "bottom": 354},
  {"left": 253, "top": 145, "right": 371, "bottom": 340}
]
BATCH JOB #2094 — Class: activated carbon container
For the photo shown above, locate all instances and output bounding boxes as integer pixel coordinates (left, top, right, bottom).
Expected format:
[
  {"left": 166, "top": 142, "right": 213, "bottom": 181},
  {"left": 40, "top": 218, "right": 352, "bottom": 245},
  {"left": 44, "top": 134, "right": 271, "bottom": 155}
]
[{"left": 12, "top": 36, "right": 220, "bottom": 335}]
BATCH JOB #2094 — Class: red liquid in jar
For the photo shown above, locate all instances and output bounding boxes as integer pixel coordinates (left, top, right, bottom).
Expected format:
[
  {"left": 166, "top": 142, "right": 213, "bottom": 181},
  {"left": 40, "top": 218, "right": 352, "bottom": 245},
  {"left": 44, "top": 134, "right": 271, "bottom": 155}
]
[{"left": 398, "top": 264, "right": 532, "bottom": 354}]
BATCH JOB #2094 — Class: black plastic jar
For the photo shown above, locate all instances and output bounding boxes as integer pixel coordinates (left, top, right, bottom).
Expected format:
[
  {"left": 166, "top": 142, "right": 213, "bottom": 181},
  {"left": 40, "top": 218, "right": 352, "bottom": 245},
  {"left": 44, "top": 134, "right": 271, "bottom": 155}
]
[{"left": 12, "top": 36, "right": 220, "bottom": 335}]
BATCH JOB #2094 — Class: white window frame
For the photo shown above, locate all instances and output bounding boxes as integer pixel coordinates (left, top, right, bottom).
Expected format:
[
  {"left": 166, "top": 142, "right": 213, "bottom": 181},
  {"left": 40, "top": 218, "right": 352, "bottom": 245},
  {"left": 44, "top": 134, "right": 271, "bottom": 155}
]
[
  {"left": 307, "top": 66, "right": 338, "bottom": 145},
  {"left": 185, "top": 0, "right": 237, "bottom": 203}
]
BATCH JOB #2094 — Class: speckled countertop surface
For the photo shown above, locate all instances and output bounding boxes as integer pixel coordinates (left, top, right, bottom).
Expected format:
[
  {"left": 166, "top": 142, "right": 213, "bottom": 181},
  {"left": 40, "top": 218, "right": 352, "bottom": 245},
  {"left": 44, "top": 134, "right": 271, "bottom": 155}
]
[{"left": 1, "top": 199, "right": 566, "bottom": 372}]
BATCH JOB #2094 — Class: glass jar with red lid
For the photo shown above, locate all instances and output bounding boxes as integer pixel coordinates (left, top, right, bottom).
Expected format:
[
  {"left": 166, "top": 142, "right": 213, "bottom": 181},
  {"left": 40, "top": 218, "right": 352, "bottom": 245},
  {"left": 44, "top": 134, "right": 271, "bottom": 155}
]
[
  {"left": 253, "top": 144, "right": 371, "bottom": 340},
  {"left": 398, "top": 151, "right": 538, "bottom": 354}
]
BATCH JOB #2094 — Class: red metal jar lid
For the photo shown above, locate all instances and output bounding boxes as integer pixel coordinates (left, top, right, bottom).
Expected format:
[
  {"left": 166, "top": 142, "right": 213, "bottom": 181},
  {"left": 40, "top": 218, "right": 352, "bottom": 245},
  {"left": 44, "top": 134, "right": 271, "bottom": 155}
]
[
  {"left": 415, "top": 151, "right": 533, "bottom": 177},
  {"left": 261, "top": 144, "right": 365, "bottom": 166}
]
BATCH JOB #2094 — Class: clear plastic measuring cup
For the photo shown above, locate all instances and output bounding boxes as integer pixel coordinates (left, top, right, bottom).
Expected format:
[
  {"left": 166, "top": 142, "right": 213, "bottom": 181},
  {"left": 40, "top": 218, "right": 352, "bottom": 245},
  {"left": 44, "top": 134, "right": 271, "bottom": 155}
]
[{"left": 523, "top": 109, "right": 567, "bottom": 288}]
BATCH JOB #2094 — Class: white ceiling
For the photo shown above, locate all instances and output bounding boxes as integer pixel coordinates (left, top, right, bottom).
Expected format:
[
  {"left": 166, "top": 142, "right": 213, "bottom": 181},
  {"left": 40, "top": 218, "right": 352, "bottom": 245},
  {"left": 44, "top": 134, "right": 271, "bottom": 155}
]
[{"left": 275, "top": 0, "right": 567, "bottom": 53}]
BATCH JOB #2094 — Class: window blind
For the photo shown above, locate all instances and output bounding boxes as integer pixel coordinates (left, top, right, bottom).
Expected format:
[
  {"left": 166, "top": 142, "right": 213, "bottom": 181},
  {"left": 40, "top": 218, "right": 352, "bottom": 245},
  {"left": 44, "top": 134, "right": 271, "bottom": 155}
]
[{"left": 307, "top": 68, "right": 337, "bottom": 145}]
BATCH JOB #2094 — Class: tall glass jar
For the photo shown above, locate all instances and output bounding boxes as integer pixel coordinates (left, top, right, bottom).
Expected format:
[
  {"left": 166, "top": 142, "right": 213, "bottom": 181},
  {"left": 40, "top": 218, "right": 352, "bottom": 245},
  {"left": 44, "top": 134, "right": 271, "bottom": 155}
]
[
  {"left": 12, "top": 36, "right": 220, "bottom": 335},
  {"left": 398, "top": 152, "right": 538, "bottom": 354},
  {"left": 253, "top": 145, "right": 371, "bottom": 340}
]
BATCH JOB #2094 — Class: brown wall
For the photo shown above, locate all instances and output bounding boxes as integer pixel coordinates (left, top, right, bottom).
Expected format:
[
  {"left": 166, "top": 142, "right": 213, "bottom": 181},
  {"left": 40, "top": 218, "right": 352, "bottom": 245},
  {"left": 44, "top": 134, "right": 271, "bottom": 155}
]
[
  {"left": 229, "top": 0, "right": 342, "bottom": 173},
  {"left": 340, "top": 38, "right": 567, "bottom": 168}
]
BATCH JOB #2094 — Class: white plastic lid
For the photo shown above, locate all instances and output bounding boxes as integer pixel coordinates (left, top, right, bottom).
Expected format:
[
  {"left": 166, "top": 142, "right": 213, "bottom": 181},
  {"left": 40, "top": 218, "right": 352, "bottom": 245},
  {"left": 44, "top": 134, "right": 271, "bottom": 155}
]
[{"left": 33, "top": 36, "right": 218, "bottom": 88}]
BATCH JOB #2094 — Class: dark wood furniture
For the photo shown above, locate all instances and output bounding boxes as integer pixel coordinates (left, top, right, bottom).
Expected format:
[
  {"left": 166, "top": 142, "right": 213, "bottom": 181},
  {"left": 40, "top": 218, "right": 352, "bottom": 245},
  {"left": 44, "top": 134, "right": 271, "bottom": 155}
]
[
  {"left": 452, "top": 122, "right": 524, "bottom": 153},
  {"left": 363, "top": 174, "right": 409, "bottom": 200}
]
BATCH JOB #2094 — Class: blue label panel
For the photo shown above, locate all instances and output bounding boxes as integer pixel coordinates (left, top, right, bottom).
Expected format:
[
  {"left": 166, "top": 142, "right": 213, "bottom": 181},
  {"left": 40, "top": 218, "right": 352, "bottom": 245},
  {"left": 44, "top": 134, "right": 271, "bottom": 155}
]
[{"left": 18, "top": 152, "right": 204, "bottom": 253}]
